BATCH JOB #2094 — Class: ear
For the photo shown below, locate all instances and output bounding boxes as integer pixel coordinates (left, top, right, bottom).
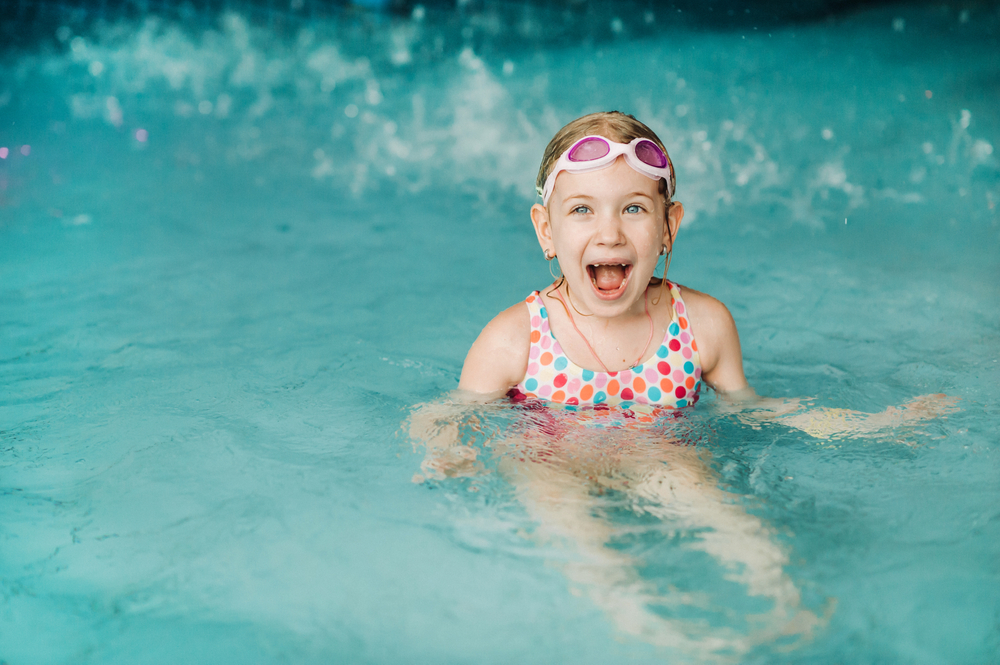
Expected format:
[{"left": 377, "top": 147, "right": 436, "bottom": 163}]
[
  {"left": 530, "top": 203, "right": 553, "bottom": 256},
  {"left": 664, "top": 201, "right": 684, "bottom": 251}
]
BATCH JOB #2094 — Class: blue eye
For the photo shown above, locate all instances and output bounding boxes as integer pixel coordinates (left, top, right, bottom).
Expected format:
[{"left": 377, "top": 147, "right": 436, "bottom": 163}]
[
  {"left": 572, "top": 205, "right": 591, "bottom": 215},
  {"left": 625, "top": 204, "right": 643, "bottom": 214}
]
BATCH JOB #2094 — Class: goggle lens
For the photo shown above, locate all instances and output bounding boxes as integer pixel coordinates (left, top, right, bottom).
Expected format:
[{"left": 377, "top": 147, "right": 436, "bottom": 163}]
[
  {"left": 635, "top": 139, "right": 667, "bottom": 168},
  {"left": 567, "top": 137, "right": 611, "bottom": 162}
]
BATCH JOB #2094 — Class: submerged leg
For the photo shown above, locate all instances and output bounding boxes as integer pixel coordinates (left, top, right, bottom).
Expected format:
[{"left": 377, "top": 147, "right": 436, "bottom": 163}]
[
  {"left": 497, "top": 443, "right": 753, "bottom": 659},
  {"left": 613, "top": 445, "right": 825, "bottom": 646}
]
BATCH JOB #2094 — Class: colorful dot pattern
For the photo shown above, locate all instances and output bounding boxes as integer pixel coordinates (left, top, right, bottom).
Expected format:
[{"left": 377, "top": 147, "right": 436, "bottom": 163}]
[{"left": 510, "top": 280, "right": 702, "bottom": 417}]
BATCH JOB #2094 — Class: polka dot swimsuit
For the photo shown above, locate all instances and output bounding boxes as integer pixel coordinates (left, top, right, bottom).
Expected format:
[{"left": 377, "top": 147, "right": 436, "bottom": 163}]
[{"left": 510, "top": 281, "right": 702, "bottom": 414}]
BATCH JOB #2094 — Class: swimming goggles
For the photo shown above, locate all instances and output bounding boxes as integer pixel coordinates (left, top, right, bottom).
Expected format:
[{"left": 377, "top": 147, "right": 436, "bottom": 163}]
[{"left": 539, "top": 135, "right": 675, "bottom": 206}]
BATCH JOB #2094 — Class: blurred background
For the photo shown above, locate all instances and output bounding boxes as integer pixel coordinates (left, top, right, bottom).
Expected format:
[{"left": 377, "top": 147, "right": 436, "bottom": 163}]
[{"left": 1, "top": 1, "right": 998, "bottom": 663}]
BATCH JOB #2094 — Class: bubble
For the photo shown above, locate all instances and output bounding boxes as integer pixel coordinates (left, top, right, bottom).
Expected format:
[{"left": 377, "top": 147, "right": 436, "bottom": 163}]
[
  {"left": 610, "top": 18, "right": 624, "bottom": 34},
  {"left": 364, "top": 81, "right": 383, "bottom": 105},
  {"left": 892, "top": 18, "right": 905, "bottom": 32},
  {"left": 972, "top": 140, "right": 993, "bottom": 161},
  {"left": 675, "top": 105, "right": 688, "bottom": 117},
  {"left": 344, "top": 104, "right": 358, "bottom": 118},
  {"left": 411, "top": 5, "right": 425, "bottom": 21},
  {"left": 198, "top": 100, "right": 213, "bottom": 114},
  {"left": 135, "top": 129, "right": 148, "bottom": 142},
  {"left": 387, "top": 138, "right": 410, "bottom": 159},
  {"left": 0, "top": 147, "right": 6, "bottom": 158},
  {"left": 88, "top": 61, "right": 104, "bottom": 76},
  {"left": 502, "top": 61, "right": 514, "bottom": 76},
  {"left": 20, "top": 145, "right": 30, "bottom": 156},
  {"left": 215, "top": 94, "right": 232, "bottom": 118},
  {"left": 105, "top": 96, "right": 123, "bottom": 127},
  {"left": 458, "top": 47, "right": 484, "bottom": 71},
  {"left": 821, "top": 128, "right": 834, "bottom": 140}
]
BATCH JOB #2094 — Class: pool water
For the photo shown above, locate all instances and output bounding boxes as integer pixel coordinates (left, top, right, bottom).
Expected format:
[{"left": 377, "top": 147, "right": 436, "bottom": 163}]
[{"left": 1, "top": 1, "right": 998, "bottom": 662}]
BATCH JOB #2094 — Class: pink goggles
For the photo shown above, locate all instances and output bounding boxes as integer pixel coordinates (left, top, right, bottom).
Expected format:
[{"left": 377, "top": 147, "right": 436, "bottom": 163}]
[{"left": 539, "top": 135, "right": 675, "bottom": 206}]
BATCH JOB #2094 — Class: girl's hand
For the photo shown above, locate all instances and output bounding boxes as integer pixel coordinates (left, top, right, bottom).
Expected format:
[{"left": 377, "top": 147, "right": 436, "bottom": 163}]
[
  {"left": 897, "top": 393, "right": 961, "bottom": 420},
  {"left": 407, "top": 391, "right": 503, "bottom": 483},
  {"left": 417, "top": 444, "right": 482, "bottom": 482},
  {"left": 776, "top": 393, "right": 960, "bottom": 440}
]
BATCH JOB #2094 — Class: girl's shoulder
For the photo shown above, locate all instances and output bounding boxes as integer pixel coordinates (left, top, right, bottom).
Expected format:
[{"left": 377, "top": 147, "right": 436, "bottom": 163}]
[
  {"left": 673, "top": 283, "right": 733, "bottom": 324},
  {"left": 487, "top": 295, "right": 534, "bottom": 339}
]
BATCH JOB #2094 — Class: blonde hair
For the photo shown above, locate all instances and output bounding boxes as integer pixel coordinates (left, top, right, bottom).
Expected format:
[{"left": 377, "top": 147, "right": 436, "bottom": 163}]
[{"left": 535, "top": 111, "right": 675, "bottom": 201}]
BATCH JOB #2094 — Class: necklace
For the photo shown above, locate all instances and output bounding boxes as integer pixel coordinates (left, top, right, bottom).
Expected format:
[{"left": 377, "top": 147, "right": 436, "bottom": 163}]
[{"left": 549, "top": 283, "right": 655, "bottom": 372}]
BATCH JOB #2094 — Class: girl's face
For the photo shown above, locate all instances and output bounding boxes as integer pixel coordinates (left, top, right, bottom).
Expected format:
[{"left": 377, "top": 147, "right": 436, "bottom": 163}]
[{"left": 531, "top": 156, "right": 683, "bottom": 318}]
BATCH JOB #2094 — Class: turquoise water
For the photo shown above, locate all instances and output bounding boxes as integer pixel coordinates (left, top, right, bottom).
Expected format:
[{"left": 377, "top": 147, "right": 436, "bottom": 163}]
[{"left": 2, "top": 2, "right": 999, "bottom": 662}]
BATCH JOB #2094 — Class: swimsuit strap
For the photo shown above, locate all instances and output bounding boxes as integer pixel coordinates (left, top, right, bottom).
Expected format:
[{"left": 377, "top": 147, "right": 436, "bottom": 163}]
[{"left": 548, "top": 284, "right": 654, "bottom": 372}]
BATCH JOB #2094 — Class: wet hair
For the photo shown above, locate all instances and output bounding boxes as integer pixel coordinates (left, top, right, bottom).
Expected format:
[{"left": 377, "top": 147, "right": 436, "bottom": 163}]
[{"left": 535, "top": 111, "right": 676, "bottom": 203}]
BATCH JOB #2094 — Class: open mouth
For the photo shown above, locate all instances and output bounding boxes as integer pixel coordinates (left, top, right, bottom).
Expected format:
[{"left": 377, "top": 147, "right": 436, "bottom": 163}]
[{"left": 587, "top": 263, "right": 632, "bottom": 299}]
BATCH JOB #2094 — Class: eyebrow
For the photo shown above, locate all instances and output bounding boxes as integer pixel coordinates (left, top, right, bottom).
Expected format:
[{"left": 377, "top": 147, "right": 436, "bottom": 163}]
[{"left": 623, "top": 191, "right": 655, "bottom": 200}]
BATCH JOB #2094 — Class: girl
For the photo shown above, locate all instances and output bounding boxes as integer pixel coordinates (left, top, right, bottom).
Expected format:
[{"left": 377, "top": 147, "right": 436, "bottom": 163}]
[
  {"left": 410, "top": 111, "right": 955, "bottom": 657},
  {"left": 446, "top": 110, "right": 951, "bottom": 429},
  {"left": 459, "top": 111, "right": 745, "bottom": 409}
]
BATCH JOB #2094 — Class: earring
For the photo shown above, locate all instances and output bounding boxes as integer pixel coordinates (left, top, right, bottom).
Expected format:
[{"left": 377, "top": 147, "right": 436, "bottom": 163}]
[
  {"left": 543, "top": 249, "right": 555, "bottom": 261},
  {"left": 659, "top": 244, "right": 668, "bottom": 256},
  {"left": 651, "top": 249, "right": 672, "bottom": 306},
  {"left": 548, "top": 257, "right": 562, "bottom": 281}
]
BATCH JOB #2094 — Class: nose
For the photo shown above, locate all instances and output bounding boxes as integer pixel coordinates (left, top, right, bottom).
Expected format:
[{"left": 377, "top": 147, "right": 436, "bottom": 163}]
[{"left": 595, "top": 210, "right": 626, "bottom": 246}]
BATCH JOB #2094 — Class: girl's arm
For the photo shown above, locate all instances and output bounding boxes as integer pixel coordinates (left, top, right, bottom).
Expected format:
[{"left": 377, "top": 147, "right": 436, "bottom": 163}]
[
  {"left": 719, "top": 390, "right": 959, "bottom": 440},
  {"left": 458, "top": 301, "right": 531, "bottom": 393},
  {"left": 683, "top": 288, "right": 958, "bottom": 439},
  {"left": 408, "top": 302, "right": 530, "bottom": 480},
  {"left": 682, "top": 288, "right": 749, "bottom": 393}
]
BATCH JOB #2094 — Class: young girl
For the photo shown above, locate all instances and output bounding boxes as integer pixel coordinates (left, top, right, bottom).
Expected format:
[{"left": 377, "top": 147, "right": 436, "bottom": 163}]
[
  {"left": 450, "top": 110, "right": 951, "bottom": 428},
  {"left": 458, "top": 111, "right": 746, "bottom": 410},
  {"left": 410, "top": 111, "right": 955, "bottom": 656}
]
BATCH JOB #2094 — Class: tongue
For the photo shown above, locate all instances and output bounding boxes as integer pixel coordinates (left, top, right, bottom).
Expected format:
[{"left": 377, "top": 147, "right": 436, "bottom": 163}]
[{"left": 593, "top": 265, "right": 626, "bottom": 291}]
